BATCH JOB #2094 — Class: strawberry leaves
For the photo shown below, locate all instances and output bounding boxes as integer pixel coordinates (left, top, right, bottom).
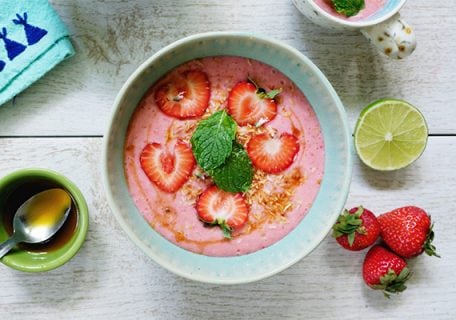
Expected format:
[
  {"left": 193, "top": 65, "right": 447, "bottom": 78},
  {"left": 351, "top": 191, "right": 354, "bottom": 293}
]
[
  {"left": 372, "top": 267, "right": 411, "bottom": 298},
  {"left": 247, "top": 76, "right": 282, "bottom": 100},
  {"left": 256, "top": 87, "right": 282, "bottom": 100},
  {"left": 424, "top": 223, "right": 440, "bottom": 257},
  {"left": 218, "top": 221, "right": 234, "bottom": 240},
  {"left": 332, "top": 206, "right": 366, "bottom": 246}
]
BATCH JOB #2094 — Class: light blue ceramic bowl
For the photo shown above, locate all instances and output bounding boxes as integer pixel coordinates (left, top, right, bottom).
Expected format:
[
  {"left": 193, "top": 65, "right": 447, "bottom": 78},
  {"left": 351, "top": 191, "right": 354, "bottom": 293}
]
[{"left": 102, "top": 32, "right": 352, "bottom": 284}]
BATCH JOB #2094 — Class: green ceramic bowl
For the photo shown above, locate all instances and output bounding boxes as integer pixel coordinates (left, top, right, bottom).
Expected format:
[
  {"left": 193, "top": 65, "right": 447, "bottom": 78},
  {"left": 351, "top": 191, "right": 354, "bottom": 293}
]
[
  {"left": 103, "top": 32, "right": 352, "bottom": 284},
  {"left": 0, "top": 168, "right": 89, "bottom": 272}
]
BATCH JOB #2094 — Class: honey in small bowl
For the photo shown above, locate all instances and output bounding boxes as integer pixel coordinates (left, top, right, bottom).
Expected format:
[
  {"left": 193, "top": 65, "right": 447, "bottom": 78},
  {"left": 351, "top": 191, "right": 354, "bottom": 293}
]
[{"left": 1, "top": 178, "right": 78, "bottom": 253}]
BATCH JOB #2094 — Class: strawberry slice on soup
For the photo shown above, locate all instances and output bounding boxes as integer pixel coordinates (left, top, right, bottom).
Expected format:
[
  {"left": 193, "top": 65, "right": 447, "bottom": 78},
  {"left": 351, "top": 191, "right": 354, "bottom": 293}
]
[
  {"left": 155, "top": 70, "right": 210, "bottom": 119},
  {"left": 196, "top": 185, "right": 249, "bottom": 239},
  {"left": 247, "top": 132, "right": 300, "bottom": 174},
  {"left": 227, "top": 81, "right": 279, "bottom": 126},
  {"left": 140, "top": 141, "right": 195, "bottom": 193}
]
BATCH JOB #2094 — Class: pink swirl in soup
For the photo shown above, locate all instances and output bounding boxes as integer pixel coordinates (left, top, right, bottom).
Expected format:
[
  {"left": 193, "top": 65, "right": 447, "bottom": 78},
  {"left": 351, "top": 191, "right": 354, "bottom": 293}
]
[{"left": 124, "top": 56, "right": 324, "bottom": 256}]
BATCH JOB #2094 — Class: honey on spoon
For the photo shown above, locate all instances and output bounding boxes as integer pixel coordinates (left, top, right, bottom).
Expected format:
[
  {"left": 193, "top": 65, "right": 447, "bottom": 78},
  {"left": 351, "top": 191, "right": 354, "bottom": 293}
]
[{"left": 0, "top": 188, "right": 71, "bottom": 258}]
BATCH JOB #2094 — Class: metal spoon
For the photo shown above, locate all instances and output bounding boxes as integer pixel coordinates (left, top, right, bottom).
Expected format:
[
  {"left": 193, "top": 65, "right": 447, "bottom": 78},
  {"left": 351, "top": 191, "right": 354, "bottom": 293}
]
[{"left": 0, "top": 188, "right": 72, "bottom": 258}]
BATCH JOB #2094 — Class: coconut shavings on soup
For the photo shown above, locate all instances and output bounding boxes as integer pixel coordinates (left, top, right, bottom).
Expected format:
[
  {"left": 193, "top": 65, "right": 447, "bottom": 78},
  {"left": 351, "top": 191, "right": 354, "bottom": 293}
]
[{"left": 124, "top": 56, "right": 324, "bottom": 256}]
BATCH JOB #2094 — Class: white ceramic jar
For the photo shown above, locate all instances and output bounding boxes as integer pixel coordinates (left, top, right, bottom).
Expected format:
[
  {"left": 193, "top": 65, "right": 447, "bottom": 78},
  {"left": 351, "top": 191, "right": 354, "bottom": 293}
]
[{"left": 292, "top": 0, "right": 416, "bottom": 59}]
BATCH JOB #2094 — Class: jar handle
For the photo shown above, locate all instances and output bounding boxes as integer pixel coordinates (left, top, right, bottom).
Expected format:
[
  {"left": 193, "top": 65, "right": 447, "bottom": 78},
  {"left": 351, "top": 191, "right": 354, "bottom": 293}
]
[{"left": 361, "top": 13, "right": 416, "bottom": 59}]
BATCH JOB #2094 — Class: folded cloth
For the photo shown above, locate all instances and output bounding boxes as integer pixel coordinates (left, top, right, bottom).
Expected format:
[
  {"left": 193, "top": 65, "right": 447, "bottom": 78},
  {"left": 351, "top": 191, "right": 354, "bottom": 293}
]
[{"left": 0, "top": 0, "right": 74, "bottom": 106}]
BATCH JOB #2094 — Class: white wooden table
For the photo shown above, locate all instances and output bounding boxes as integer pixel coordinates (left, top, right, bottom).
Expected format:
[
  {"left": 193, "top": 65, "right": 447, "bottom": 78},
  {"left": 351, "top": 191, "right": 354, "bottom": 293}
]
[{"left": 1, "top": 1, "right": 455, "bottom": 319}]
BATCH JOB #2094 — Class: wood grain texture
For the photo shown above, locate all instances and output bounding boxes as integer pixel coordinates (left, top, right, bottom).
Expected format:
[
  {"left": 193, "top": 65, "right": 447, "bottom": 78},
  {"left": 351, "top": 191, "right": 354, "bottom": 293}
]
[
  {"left": 0, "top": 137, "right": 454, "bottom": 319},
  {"left": 0, "top": 0, "right": 455, "bottom": 135},
  {"left": 0, "top": 1, "right": 455, "bottom": 319}
]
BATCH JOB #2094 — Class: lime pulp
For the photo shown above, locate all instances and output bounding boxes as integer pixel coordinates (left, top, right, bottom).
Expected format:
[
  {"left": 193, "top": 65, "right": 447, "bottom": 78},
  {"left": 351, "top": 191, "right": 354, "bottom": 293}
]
[{"left": 354, "top": 99, "right": 428, "bottom": 171}]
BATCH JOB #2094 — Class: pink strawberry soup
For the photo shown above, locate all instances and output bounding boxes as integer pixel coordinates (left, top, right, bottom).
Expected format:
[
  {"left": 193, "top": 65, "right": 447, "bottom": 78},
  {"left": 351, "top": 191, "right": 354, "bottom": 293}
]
[
  {"left": 124, "top": 56, "right": 324, "bottom": 256},
  {"left": 314, "top": 0, "right": 386, "bottom": 21}
]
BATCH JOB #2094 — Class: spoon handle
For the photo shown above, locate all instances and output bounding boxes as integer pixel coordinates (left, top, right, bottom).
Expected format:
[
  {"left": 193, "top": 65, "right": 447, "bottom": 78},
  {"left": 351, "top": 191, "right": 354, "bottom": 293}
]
[{"left": 0, "top": 237, "right": 19, "bottom": 259}]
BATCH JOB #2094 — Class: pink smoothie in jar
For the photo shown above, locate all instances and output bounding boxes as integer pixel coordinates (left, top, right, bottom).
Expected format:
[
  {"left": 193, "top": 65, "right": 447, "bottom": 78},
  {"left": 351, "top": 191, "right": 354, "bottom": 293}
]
[
  {"left": 124, "top": 56, "right": 324, "bottom": 257},
  {"left": 314, "top": 0, "right": 386, "bottom": 21}
]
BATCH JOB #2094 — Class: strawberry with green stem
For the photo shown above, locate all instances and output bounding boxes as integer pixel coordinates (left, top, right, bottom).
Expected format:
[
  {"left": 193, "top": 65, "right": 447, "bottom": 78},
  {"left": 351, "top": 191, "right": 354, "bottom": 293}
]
[
  {"left": 332, "top": 206, "right": 380, "bottom": 251},
  {"left": 363, "top": 245, "right": 411, "bottom": 298},
  {"left": 378, "top": 206, "right": 439, "bottom": 259}
]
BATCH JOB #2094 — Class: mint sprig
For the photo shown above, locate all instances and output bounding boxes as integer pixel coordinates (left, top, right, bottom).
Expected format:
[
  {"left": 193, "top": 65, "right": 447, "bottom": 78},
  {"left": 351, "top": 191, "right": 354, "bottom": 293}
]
[
  {"left": 191, "top": 110, "right": 237, "bottom": 171},
  {"left": 210, "top": 142, "right": 254, "bottom": 193},
  {"left": 191, "top": 111, "right": 253, "bottom": 192},
  {"left": 331, "top": 0, "right": 365, "bottom": 17}
]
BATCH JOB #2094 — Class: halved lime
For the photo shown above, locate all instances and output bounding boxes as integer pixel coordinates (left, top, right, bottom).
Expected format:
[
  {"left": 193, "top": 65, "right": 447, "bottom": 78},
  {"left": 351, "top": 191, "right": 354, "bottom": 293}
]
[{"left": 354, "top": 99, "right": 428, "bottom": 171}]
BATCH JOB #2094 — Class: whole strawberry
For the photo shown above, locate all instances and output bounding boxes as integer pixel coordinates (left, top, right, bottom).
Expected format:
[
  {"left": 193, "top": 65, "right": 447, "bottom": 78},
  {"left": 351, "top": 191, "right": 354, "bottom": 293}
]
[
  {"left": 363, "top": 245, "right": 411, "bottom": 297},
  {"left": 332, "top": 206, "right": 380, "bottom": 251},
  {"left": 378, "top": 206, "right": 439, "bottom": 258}
]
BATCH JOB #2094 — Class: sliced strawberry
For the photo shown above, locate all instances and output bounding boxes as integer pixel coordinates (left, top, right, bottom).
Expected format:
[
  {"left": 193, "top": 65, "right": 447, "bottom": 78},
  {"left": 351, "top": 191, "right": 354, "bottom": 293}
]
[
  {"left": 140, "top": 141, "right": 195, "bottom": 193},
  {"left": 247, "top": 132, "right": 299, "bottom": 174},
  {"left": 155, "top": 70, "right": 210, "bottom": 119},
  {"left": 196, "top": 185, "right": 249, "bottom": 239},
  {"left": 227, "top": 81, "right": 278, "bottom": 126}
]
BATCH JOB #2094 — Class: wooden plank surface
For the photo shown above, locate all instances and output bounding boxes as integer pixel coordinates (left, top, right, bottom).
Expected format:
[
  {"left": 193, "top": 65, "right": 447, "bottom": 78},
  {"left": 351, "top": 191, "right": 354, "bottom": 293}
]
[
  {"left": 0, "top": 137, "right": 454, "bottom": 319},
  {"left": 0, "top": 0, "right": 455, "bottom": 135},
  {"left": 1, "top": 1, "right": 455, "bottom": 319}
]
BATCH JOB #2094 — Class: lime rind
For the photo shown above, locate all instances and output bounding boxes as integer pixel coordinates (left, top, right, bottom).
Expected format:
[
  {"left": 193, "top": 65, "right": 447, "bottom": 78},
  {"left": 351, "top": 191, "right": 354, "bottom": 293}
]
[{"left": 354, "top": 99, "right": 428, "bottom": 171}]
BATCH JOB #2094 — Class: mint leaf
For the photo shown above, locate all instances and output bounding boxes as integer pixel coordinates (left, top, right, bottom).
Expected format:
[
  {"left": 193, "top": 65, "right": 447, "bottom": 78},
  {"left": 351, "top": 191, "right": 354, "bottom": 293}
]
[
  {"left": 331, "top": 0, "right": 365, "bottom": 17},
  {"left": 191, "top": 111, "right": 254, "bottom": 192},
  {"left": 210, "top": 142, "right": 254, "bottom": 192},
  {"left": 191, "top": 110, "right": 237, "bottom": 171}
]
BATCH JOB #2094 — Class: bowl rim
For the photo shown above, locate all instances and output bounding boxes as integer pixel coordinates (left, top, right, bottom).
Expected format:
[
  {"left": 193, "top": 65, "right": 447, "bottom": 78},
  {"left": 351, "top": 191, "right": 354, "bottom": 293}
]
[
  {"left": 0, "top": 168, "right": 89, "bottom": 272},
  {"left": 102, "top": 31, "right": 352, "bottom": 284}
]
